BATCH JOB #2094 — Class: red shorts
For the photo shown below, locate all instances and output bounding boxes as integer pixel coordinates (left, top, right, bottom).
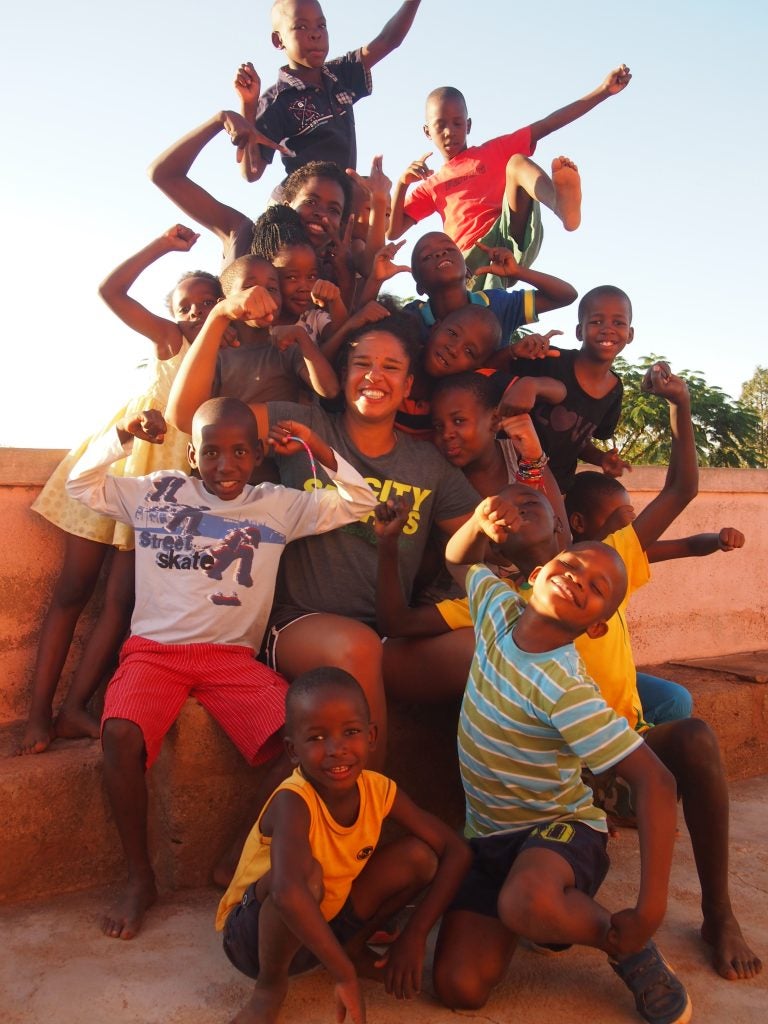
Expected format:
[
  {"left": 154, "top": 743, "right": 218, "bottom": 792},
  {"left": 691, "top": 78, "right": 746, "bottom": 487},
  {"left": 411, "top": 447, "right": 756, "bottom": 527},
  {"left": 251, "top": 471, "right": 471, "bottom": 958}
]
[{"left": 102, "top": 636, "right": 289, "bottom": 769}]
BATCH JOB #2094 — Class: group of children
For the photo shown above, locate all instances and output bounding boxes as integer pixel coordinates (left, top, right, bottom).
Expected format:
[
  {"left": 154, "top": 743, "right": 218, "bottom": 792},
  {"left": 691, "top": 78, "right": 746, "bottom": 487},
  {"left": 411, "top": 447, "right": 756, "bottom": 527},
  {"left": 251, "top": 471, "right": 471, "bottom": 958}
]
[{"left": 19, "top": 2, "right": 761, "bottom": 1023}]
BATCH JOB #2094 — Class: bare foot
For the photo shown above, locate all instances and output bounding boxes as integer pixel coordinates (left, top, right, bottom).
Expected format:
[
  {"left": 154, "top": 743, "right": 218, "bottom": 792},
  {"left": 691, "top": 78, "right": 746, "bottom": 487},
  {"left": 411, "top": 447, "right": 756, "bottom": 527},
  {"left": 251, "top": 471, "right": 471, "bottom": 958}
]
[
  {"left": 701, "top": 912, "right": 763, "bottom": 980},
  {"left": 101, "top": 875, "right": 157, "bottom": 940},
  {"left": 230, "top": 979, "right": 288, "bottom": 1024},
  {"left": 54, "top": 704, "right": 101, "bottom": 740},
  {"left": 15, "top": 715, "right": 54, "bottom": 755},
  {"left": 551, "top": 156, "right": 582, "bottom": 231}
]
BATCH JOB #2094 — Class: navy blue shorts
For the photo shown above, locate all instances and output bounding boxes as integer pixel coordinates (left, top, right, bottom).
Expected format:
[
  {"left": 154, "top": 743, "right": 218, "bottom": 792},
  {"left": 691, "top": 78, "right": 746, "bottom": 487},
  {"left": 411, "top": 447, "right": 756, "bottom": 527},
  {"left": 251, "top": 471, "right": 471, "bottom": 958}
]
[
  {"left": 223, "top": 882, "right": 365, "bottom": 979},
  {"left": 451, "top": 820, "right": 609, "bottom": 920}
]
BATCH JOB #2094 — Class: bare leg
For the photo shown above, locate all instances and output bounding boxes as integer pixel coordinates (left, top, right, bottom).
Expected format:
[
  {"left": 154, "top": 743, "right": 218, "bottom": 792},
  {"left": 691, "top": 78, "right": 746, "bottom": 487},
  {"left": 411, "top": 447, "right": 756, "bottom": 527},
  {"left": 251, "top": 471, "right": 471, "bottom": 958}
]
[
  {"left": 101, "top": 717, "right": 157, "bottom": 939},
  {"left": 504, "top": 153, "right": 582, "bottom": 237},
  {"left": 274, "top": 614, "right": 387, "bottom": 770},
  {"left": 231, "top": 860, "right": 324, "bottom": 1024},
  {"left": 383, "top": 629, "right": 474, "bottom": 703},
  {"left": 213, "top": 748, "right": 293, "bottom": 889},
  {"left": 644, "top": 720, "right": 762, "bottom": 980},
  {"left": 55, "top": 549, "right": 135, "bottom": 740},
  {"left": 17, "top": 535, "right": 108, "bottom": 755},
  {"left": 434, "top": 909, "right": 517, "bottom": 1009}
]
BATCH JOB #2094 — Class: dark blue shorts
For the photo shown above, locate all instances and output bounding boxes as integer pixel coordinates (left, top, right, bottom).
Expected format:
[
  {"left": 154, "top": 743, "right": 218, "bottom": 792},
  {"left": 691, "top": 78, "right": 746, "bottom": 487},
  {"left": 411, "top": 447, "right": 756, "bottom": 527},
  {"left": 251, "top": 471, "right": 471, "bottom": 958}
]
[
  {"left": 450, "top": 820, "right": 609, "bottom": 920},
  {"left": 222, "top": 882, "right": 364, "bottom": 979}
]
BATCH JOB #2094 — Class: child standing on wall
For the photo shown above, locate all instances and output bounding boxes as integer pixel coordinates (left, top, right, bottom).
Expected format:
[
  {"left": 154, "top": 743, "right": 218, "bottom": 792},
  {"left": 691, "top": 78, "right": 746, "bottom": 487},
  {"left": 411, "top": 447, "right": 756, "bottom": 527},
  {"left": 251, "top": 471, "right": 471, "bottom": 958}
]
[
  {"left": 389, "top": 65, "right": 631, "bottom": 290},
  {"left": 20, "top": 225, "right": 221, "bottom": 755}
]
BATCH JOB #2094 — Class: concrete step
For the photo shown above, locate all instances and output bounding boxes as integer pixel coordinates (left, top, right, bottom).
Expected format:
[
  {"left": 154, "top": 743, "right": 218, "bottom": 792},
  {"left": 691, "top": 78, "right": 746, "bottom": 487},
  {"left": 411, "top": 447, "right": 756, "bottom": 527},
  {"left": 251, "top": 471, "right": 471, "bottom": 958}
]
[{"left": 2, "top": 666, "right": 766, "bottom": 906}]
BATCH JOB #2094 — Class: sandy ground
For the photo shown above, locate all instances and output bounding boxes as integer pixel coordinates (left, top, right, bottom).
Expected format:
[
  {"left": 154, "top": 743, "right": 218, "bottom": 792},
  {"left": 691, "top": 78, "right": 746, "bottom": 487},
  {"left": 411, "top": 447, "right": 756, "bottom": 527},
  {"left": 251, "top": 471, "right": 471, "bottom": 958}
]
[{"left": 3, "top": 776, "right": 767, "bottom": 1024}]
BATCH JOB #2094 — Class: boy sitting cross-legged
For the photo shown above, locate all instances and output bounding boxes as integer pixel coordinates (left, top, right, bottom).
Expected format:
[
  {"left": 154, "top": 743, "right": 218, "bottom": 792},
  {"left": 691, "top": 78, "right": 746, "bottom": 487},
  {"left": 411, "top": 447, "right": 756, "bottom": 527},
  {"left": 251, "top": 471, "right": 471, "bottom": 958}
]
[
  {"left": 216, "top": 666, "right": 471, "bottom": 1024},
  {"left": 432, "top": 510, "right": 692, "bottom": 1024},
  {"left": 65, "top": 399, "right": 378, "bottom": 941}
]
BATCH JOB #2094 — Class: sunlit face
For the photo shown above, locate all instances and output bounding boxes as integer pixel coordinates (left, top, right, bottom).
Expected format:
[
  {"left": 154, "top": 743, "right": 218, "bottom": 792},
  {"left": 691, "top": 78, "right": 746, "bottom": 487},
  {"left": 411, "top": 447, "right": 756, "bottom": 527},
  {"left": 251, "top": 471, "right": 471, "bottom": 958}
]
[
  {"left": 231, "top": 260, "right": 282, "bottom": 325},
  {"left": 529, "top": 543, "right": 626, "bottom": 633},
  {"left": 171, "top": 277, "right": 221, "bottom": 341},
  {"left": 423, "top": 95, "right": 471, "bottom": 161},
  {"left": 343, "top": 331, "right": 413, "bottom": 423},
  {"left": 187, "top": 419, "right": 262, "bottom": 501},
  {"left": 431, "top": 389, "right": 496, "bottom": 467},
  {"left": 576, "top": 294, "right": 634, "bottom": 363},
  {"left": 285, "top": 689, "right": 375, "bottom": 801},
  {"left": 272, "top": 0, "right": 329, "bottom": 69},
  {"left": 289, "top": 176, "right": 345, "bottom": 248},
  {"left": 494, "top": 483, "right": 558, "bottom": 559},
  {"left": 423, "top": 310, "right": 497, "bottom": 377},
  {"left": 350, "top": 178, "right": 392, "bottom": 242},
  {"left": 411, "top": 232, "right": 467, "bottom": 293},
  {"left": 272, "top": 243, "right": 318, "bottom": 318}
]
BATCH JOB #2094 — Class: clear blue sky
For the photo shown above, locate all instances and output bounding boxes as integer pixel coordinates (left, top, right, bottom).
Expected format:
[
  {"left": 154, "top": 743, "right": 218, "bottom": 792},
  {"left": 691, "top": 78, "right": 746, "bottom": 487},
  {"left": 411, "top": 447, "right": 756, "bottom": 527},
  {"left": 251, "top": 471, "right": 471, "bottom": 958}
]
[{"left": 1, "top": 0, "right": 765, "bottom": 447}]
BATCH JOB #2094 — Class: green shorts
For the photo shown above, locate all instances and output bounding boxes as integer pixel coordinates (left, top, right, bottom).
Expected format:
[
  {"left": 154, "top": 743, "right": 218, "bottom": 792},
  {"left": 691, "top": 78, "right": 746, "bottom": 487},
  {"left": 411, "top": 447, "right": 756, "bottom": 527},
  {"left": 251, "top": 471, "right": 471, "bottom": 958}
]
[{"left": 464, "top": 196, "right": 543, "bottom": 293}]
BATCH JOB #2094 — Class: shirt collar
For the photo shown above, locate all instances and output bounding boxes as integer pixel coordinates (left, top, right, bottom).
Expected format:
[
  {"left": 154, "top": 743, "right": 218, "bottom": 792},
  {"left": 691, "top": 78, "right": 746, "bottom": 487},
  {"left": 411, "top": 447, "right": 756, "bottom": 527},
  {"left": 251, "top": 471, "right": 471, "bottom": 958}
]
[{"left": 276, "top": 62, "right": 337, "bottom": 93}]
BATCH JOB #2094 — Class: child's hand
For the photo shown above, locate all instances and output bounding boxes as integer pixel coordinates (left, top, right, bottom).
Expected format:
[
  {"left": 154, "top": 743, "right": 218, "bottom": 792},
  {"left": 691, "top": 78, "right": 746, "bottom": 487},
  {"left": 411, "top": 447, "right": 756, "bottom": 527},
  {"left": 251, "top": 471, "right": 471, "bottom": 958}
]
[
  {"left": 322, "top": 215, "right": 355, "bottom": 266},
  {"left": 510, "top": 330, "right": 563, "bottom": 360},
  {"left": 373, "top": 496, "right": 411, "bottom": 539},
  {"left": 376, "top": 929, "right": 425, "bottom": 999},
  {"left": 348, "top": 301, "right": 392, "bottom": 330},
  {"left": 641, "top": 362, "right": 690, "bottom": 406},
  {"left": 472, "top": 242, "right": 522, "bottom": 281},
  {"left": 367, "top": 154, "right": 393, "bottom": 200},
  {"left": 122, "top": 410, "right": 166, "bottom": 444},
  {"left": 475, "top": 494, "right": 523, "bottom": 543},
  {"left": 267, "top": 420, "right": 334, "bottom": 467},
  {"left": 270, "top": 324, "right": 313, "bottom": 351},
  {"left": 162, "top": 224, "right": 200, "bottom": 252},
  {"left": 401, "top": 152, "right": 433, "bottom": 186},
  {"left": 222, "top": 285, "right": 278, "bottom": 325},
  {"left": 602, "top": 502, "right": 636, "bottom": 534},
  {"left": 718, "top": 527, "right": 745, "bottom": 551},
  {"left": 607, "top": 907, "right": 656, "bottom": 959},
  {"left": 372, "top": 241, "right": 410, "bottom": 282},
  {"left": 220, "top": 109, "right": 294, "bottom": 162},
  {"left": 311, "top": 279, "right": 342, "bottom": 309},
  {"left": 601, "top": 447, "right": 631, "bottom": 478},
  {"left": 233, "top": 61, "right": 260, "bottom": 106},
  {"left": 499, "top": 413, "right": 543, "bottom": 461},
  {"left": 220, "top": 322, "right": 240, "bottom": 349},
  {"left": 602, "top": 64, "right": 632, "bottom": 96},
  {"left": 334, "top": 977, "right": 366, "bottom": 1024}
]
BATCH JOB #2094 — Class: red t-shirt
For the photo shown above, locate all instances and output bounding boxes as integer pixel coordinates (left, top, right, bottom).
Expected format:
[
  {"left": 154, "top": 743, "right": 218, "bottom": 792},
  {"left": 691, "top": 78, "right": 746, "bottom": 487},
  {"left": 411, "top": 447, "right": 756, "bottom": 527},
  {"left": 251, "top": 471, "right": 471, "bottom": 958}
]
[{"left": 404, "top": 127, "right": 536, "bottom": 252}]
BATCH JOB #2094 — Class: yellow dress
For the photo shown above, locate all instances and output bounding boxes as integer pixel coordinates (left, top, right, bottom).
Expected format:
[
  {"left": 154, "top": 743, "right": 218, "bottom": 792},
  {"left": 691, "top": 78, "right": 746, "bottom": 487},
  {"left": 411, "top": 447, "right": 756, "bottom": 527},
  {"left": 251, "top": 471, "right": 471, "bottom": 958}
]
[{"left": 32, "top": 341, "right": 191, "bottom": 551}]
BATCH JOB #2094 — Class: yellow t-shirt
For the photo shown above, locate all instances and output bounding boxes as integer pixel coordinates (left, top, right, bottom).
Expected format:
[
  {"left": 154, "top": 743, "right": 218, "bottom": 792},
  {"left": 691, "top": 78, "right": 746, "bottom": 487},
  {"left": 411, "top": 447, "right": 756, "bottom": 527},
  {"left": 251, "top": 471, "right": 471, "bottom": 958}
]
[
  {"left": 435, "top": 525, "right": 651, "bottom": 729},
  {"left": 215, "top": 766, "right": 397, "bottom": 930}
]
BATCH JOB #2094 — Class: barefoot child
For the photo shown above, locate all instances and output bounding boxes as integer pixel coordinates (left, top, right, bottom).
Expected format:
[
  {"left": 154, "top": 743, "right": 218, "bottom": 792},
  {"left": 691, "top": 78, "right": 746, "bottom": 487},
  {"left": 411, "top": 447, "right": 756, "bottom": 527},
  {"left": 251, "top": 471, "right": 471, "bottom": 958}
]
[
  {"left": 20, "top": 226, "right": 222, "bottom": 755},
  {"left": 65, "top": 398, "right": 378, "bottom": 939},
  {"left": 217, "top": 666, "right": 471, "bottom": 1024},
  {"left": 389, "top": 66, "right": 631, "bottom": 290},
  {"left": 432, "top": 514, "right": 690, "bottom": 1023}
]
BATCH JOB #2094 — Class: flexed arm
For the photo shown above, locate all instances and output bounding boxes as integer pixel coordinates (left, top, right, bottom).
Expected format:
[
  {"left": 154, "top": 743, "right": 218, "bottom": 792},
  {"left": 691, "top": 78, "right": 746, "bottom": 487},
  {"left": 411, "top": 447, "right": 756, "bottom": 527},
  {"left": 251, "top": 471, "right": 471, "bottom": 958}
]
[{"left": 529, "top": 65, "right": 632, "bottom": 146}]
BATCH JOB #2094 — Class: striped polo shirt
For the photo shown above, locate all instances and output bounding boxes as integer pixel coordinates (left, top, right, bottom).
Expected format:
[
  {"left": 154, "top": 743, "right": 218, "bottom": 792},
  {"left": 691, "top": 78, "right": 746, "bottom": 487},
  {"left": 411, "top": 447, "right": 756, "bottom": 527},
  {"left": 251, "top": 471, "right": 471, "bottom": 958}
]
[{"left": 459, "top": 565, "right": 643, "bottom": 837}]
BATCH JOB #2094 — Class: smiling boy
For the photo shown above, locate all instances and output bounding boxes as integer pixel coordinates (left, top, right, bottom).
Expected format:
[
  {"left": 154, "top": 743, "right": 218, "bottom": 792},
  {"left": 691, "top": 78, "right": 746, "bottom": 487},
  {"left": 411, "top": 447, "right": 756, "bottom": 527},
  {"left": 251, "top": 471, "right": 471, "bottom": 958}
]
[{"left": 65, "top": 399, "right": 377, "bottom": 942}]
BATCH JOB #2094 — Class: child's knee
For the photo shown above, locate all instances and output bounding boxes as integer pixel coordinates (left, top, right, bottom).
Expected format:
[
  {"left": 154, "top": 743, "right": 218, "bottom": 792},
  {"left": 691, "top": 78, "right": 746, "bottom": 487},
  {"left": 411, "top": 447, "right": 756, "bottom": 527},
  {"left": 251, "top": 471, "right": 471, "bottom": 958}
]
[
  {"left": 433, "top": 951, "right": 492, "bottom": 1010},
  {"left": 401, "top": 836, "right": 439, "bottom": 887},
  {"left": 333, "top": 624, "right": 383, "bottom": 682},
  {"left": 675, "top": 717, "right": 722, "bottom": 771},
  {"left": 505, "top": 152, "right": 530, "bottom": 180},
  {"left": 102, "top": 717, "right": 145, "bottom": 758}
]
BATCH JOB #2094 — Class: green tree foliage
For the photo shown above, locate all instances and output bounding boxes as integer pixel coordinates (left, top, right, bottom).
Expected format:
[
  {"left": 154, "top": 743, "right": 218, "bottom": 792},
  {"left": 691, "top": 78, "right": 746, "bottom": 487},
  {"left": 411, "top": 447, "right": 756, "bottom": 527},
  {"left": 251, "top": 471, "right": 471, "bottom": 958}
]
[
  {"left": 613, "top": 355, "right": 761, "bottom": 467},
  {"left": 740, "top": 366, "right": 768, "bottom": 466}
]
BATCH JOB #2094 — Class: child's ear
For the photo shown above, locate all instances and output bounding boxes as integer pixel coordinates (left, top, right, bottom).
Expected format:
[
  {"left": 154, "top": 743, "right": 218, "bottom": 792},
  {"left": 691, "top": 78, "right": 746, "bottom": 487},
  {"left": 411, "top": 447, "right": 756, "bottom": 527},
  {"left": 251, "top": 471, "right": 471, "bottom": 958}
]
[
  {"left": 271, "top": 30, "right": 284, "bottom": 51},
  {"left": 283, "top": 735, "right": 300, "bottom": 765},
  {"left": 422, "top": 123, "right": 431, "bottom": 141},
  {"left": 575, "top": 322, "right": 583, "bottom": 342},
  {"left": 527, "top": 565, "right": 543, "bottom": 586},
  {"left": 367, "top": 722, "right": 379, "bottom": 751},
  {"left": 569, "top": 511, "right": 585, "bottom": 537},
  {"left": 466, "top": 117, "right": 472, "bottom": 135},
  {"left": 253, "top": 439, "right": 265, "bottom": 467},
  {"left": 586, "top": 620, "right": 608, "bottom": 639},
  {"left": 627, "top": 326, "right": 635, "bottom": 344},
  {"left": 187, "top": 442, "right": 198, "bottom": 472},
  {"left": 490, "top": 408, "right": 501, "bottom": 432}
]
